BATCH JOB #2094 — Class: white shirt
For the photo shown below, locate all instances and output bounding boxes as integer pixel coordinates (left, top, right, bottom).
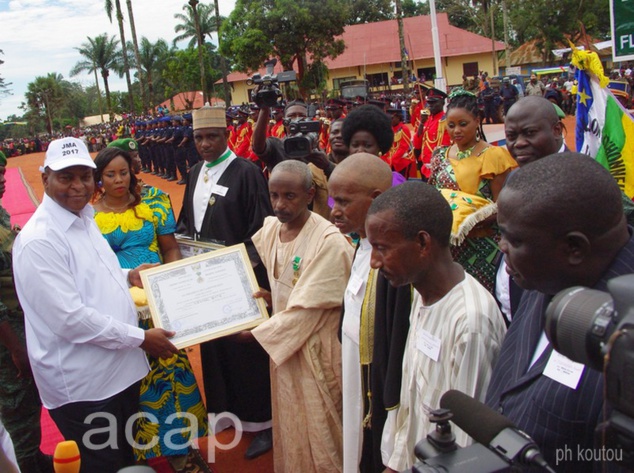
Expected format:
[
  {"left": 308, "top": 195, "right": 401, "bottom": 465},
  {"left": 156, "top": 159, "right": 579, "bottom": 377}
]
[
  {"left": 193, "top": 149, "right": 237, "bottom": 233},
  {"left": 342, "top": 238, "right": 372, "bottom": 473},
  {"left": 13, "top": 195, "right": 149, "bottom": 409},
  {"left": 384, "top": 275, "right": 506, "bottom": 471}
]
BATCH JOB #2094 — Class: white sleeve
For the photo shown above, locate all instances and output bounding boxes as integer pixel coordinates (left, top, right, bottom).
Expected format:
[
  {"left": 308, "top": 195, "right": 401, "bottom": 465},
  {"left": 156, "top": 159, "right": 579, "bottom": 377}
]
[{"left": 14, "top": 239, "right": 144, "bottom": 349}]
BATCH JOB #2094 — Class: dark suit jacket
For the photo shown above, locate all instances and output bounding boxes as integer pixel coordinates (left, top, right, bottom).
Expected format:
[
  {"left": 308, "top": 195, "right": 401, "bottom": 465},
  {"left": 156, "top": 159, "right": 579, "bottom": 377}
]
[
  {"left": 176, "top": 156, "right": 274, "bottom": 422},
  {"left": 486, "top": 230, "right": 634, "bottom": 472}
]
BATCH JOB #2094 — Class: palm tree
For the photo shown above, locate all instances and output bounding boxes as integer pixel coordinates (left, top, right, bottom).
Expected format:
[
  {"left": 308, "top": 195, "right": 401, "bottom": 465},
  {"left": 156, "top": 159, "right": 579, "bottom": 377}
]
[
  {"left": 105, "top": 0, "right": 135, "bottom": 111},
  {"left": 126, "top": 0, "right": 148, "bottom": 111},
  {"left": 137, "top": 37, "right": 171, "bottom": 107},
  {"left": 70, "top": 34, "right": 120, "bottom": 120},
  {"left": 71, "top": 37, "right": 106, "bottom": 121},
  {"left": 174, "top": 2, "right": 224, "bottom": 47},
  {"left": 182, "top": 1, "right": 208, "bottom": 102},
  {"left": 25, "top": 73, "right": 66, "bottom": 134},
  {"left": 213, "top": 0, "right": 231, "bottom": 106}
]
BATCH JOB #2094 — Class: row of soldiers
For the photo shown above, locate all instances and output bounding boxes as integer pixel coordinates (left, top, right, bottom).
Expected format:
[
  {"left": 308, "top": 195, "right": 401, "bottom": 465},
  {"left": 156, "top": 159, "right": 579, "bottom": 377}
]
[
  {"left": 133, "top": 114, "right": 198, "bottom": 185},
  {"left": 132, "top": 88, "right": 439, "bottom": 184}
]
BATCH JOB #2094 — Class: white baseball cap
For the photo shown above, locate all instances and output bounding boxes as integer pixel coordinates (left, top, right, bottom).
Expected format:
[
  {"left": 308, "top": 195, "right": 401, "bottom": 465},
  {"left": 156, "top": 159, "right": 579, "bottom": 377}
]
[{"left": 42, "top": 137, "right": 96, "bottom": 171}]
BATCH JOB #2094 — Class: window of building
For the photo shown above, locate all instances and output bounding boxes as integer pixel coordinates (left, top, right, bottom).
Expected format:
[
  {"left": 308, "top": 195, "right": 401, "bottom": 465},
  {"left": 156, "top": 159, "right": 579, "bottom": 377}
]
[
  {"left": 366, "top": 72, "right": 388, "bottom": 88},
  {"left": 463, "top": 62, "right": 479, "bottom": 77},
  {"left": 333, "top": 77, "right": 357, "bottom": 92}
]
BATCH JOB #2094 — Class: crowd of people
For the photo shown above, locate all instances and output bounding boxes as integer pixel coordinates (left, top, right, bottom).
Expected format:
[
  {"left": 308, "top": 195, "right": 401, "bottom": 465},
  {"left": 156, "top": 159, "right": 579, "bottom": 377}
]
[{"left": 0, "top": 74, "right": 631, "bottom": 473}]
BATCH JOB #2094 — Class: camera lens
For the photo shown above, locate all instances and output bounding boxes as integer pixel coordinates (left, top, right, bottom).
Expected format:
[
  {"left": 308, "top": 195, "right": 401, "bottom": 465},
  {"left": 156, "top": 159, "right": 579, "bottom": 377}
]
[{"left": 546, "top": 287, "right": 614, "bottom": 371}]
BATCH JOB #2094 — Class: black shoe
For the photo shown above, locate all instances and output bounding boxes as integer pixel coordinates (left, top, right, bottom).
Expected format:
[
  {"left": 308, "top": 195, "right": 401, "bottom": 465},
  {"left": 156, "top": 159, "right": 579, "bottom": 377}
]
[
  {"left": 167, "top": 176, "right": 177, "bottom": 181},
  {"left": 177, "top": 179, "right": 187, "bottom": 185},
  {"left": 151, "top": 171, "right": 158, "bottom": 175},
  {"left": 244, "top": 428, "right": 272, "bottom": 460}
]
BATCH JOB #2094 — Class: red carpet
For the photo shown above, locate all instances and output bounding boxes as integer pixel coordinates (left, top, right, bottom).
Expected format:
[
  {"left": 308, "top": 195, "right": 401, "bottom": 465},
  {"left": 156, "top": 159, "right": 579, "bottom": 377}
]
[
  {"left": 39, "top": 409, "right": 64, "bottom": 455},
  {"left": 3, "top": 167, "right": 39, "bottom": 228}
]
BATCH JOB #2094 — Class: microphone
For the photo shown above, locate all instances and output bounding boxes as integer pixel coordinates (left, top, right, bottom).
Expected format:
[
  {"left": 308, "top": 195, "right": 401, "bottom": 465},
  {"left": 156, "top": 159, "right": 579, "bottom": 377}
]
[
  {"left": 440, "top": 390, "right": 555, "bottom": 472},
  {"left": 53, "top": 440, "right": 81, "bottom": 473}
]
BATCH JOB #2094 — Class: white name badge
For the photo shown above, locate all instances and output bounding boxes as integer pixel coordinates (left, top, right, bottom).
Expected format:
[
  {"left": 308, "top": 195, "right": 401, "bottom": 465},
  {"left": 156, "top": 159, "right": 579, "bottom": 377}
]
[
  {"left": 212, "top": 184, "right": 229, "bottom": 197},
  {"left": 543, "top": 350, "right": 585, "bottom": 390},
  {"left": 416, "top": 328, "right": 441, "bottom": 362},
  {"left": 347, "top": 274, "right": 364, "bottom": 296}
]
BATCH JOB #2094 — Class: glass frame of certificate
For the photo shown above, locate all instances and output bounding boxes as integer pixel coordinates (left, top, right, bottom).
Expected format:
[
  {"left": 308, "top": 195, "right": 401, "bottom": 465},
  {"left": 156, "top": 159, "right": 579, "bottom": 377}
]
[{"left": 140, "top": 243, "right": 268, "bottom": 349}]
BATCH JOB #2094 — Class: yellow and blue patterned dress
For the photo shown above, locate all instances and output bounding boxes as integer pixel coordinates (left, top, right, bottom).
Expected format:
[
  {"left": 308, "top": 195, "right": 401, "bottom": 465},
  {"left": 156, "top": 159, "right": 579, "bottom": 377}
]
[{"left": 95, "top": 187, "right": 208, "bottom": 460}]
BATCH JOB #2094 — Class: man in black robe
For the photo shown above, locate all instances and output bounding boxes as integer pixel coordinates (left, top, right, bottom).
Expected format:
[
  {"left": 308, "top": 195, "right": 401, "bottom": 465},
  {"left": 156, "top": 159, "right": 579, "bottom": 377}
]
[{"left": 176, "top": 104, "right": 274, "bottom": 459}]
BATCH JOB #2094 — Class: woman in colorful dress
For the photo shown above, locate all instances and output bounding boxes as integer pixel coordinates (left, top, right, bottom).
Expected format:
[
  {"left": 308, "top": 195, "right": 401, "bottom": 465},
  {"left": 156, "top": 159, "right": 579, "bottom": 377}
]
[
  {"left": 92, "top": 147, "right": 207, "bottom": 471},
  {"left": 428, "top": 89, "right": 517, "bottom": 293}
]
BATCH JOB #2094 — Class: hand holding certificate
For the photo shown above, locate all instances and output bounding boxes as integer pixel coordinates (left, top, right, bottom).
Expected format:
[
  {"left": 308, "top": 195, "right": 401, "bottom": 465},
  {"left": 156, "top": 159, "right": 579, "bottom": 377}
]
[{"left": 140, "top": 243, "right": 268, "bottom": 349}]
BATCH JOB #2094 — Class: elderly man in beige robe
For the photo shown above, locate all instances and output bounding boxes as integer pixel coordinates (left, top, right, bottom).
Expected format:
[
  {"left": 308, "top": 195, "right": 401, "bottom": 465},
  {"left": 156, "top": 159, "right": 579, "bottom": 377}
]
[{"left": 246, "top": 160, "right": 353, "bottom": 472}]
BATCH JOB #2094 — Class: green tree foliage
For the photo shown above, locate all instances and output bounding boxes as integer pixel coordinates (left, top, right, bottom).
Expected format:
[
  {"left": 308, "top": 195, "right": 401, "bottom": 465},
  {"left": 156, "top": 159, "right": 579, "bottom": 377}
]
[
  {"left": 506, "top": 0, "right": 610, "bottom": 62},
  {"left": 24, "top": 73, "right": 69, "bottom": 134},
  {"left": 345, "top": 0, "right": 393, "bottom": 24},
  {"left": 70, "top": 34, "right": 121, "bottom": 120},
  {"left": 162, "top": 45, "right": 226, "bottom": 103},
  {"left": 136, "top": 37, "right": 173, "bottom": 107},
  {"left": 0, "top": 50, "right": 11, "bottom": 102},
  {"left": 173, "top": 3, "right": 225, "bottom": 48},
  {"left": 221, "top": 0, "right": 348, "bottom": 88},
  {"left": 105, "top": 0, "right": 135, "bottom": 111},
  {"left": 401, "top": 0, "right": 428, "bottom": 17}
]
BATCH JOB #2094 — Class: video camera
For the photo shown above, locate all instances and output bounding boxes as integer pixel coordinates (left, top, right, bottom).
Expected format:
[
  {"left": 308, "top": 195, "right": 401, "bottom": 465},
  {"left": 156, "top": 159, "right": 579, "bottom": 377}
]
[
  {"left": 546, "top": 273, "right": 634, "bottom": 469},
  {"left": 283, "top": 119, "right": 321, "bottom": 159},
  {"left": 404, "top": 390, "right": 553, "bottom": 473},
  {"left": 247, "top": 58, "right": 296, "bottom": 108}
]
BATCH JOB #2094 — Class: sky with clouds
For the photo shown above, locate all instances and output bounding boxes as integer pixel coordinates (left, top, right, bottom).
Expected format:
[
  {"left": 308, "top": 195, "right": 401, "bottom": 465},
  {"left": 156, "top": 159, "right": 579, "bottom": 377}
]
[{"left": 0, "top": 0, "right": 236, "bottom": 121}]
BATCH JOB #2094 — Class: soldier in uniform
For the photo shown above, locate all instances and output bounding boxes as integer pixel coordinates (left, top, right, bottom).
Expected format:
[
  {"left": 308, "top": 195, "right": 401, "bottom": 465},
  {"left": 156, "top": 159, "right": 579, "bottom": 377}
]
[
  {"left": 385, "top": 108, "right": 415, "bottom": 178},
  {"left": 160, "top": 116, "right": 177, "bottom": 181},
  {"left": 234, "top": 107, "right": 255, "bottom": 161},
  {"left": 134, "top": 121, "right": 150, "bottom": 173},
  {"left": 168, "top": 115, "right": 188, "bottom": 184},
  {"left": 412, "top": 88, "right": 451, "bottom": 180},
  {"left": 226, "top": 109, "right": 237, "bottom": 153},
  {"left": 321, "top": 98, "right": 347, "bottom": 152},
  {"left": 0, "top": 151, "right": 53, "bottom": 473},
  {"left": 269, "top": 104, "right": 286, "bottom": 139},
  {"left": 182, "top": 113, "right": 198, "bottom": 172}
]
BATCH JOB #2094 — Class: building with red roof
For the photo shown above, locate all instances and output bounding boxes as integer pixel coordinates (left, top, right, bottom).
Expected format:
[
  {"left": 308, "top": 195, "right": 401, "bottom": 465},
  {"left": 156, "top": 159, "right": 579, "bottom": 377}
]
[
  {"left": 219, "top": 13, "right": 505, "bottom": 103},
  {"left": 156, "top": 91, "right": 225, "bottom": 112}
]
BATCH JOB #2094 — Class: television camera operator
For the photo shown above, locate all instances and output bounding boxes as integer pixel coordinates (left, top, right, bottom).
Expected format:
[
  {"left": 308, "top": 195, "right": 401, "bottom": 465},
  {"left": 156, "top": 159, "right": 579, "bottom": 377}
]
[{"left": 251, "top": 87, "right": 332, "bottom": 220}]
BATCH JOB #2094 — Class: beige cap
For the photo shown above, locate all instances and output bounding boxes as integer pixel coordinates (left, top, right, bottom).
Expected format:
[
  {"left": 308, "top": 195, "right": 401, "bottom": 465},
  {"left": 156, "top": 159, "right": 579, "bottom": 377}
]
[{"left": 193, "top": 103, "right": 226, "bottom": 130}]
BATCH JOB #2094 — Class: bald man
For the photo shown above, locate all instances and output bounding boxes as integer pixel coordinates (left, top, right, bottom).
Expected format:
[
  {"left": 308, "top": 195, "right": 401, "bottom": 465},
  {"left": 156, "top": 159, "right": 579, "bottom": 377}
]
[
  {"left": 248, "top": 160, "right": 353, "bottom": 472},
  {"left": 486, "top": 154, "right": 634, "bottom": 471},
  {"left": 504, "top": 96, "right": 565, "bottom": 167},
  {"left": 329, "top": 154, "right": 412, "bottom": 473},
  {"left": 498, "top": 97, "right": 634, "bottom": 323}
]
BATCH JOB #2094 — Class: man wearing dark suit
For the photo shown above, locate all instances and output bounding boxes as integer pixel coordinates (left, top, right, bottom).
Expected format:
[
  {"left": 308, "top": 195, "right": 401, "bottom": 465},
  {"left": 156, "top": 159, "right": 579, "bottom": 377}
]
[
  {"left": 498, "top": 97, "right": 634, "bottom": 324},
  {"left": 176, "top": 104, "right": 274, "bottom": 459},
  {"left": 486, "top": 154, "right": 634, "bottom": 471},
  {"left": 495, "top": 96, "right": 566, "bottom": 324}
]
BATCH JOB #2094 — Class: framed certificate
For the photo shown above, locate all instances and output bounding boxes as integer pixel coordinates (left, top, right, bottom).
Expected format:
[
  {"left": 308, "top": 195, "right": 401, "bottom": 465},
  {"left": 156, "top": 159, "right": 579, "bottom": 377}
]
[
  {"left": 175, "top": 234, "right": 224, "bottom": 258},
  {"left": 140, "top": 243, "right": 268, "bottom": 349}
]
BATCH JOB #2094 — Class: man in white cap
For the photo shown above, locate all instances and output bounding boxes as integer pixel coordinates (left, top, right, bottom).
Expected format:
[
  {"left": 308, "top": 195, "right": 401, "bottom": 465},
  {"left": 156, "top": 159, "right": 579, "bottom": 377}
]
[
  {"left": 177, "top": 104, "right": 275, "bottom": 459},
  {"left": 12, "top": 137, "right": 179, "bottom": 473}
]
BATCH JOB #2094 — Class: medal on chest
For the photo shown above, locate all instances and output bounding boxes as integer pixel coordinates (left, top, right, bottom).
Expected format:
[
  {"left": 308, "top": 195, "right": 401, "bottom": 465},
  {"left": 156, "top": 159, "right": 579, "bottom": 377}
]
[{"left": 292, "top": 256, "right": 302, "bottom": 286}]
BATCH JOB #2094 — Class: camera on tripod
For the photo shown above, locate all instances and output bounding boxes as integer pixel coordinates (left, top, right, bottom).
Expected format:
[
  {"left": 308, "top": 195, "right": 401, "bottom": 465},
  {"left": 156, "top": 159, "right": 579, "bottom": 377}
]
[
  {"left": 247, "top": 58, "right": 296, "bottom": 108},
  {"left": 546, "top": 273, "right": 634, "bottom": 469},
  {"left": 283, "top": 120, "right": 321, "bottom": 159}
]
